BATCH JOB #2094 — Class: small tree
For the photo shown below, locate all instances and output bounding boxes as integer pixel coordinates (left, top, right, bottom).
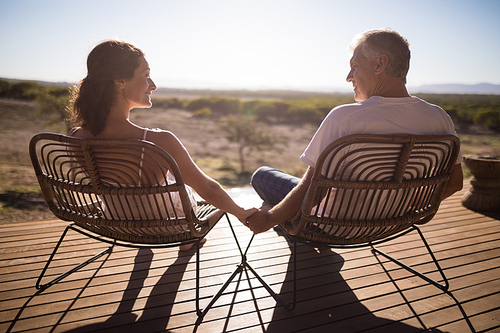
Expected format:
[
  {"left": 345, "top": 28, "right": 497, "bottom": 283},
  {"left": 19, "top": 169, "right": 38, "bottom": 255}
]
[{"left": 218, "top": 115, "right": 277, "bottom": 173}]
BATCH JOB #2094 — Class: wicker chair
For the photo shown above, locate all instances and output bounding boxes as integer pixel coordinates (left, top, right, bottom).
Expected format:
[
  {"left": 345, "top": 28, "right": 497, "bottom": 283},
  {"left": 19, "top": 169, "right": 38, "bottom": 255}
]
[
  {"left": 279, "top": 134, "right": 460, "bottom": 309},
  {"left": 29, "top": 133, "right": 227, "bottom": 311}
]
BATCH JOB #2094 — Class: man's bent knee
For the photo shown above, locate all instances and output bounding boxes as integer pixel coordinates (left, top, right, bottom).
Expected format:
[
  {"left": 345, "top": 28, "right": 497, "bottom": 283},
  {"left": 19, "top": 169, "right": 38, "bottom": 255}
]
[{"left": 251, "top": 166, "right": 274, "bottom": 187}]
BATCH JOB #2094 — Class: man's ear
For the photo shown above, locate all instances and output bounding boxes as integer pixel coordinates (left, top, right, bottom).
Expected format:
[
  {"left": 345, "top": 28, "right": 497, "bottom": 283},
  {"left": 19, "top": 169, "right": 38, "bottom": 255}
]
[{"left": 375, "top": 54, "right": 389, "bottom": 74}]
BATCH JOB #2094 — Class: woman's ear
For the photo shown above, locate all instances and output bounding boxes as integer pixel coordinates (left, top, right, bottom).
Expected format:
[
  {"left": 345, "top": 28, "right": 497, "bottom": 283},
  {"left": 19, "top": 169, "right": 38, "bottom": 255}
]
[
  {"left": 114, "top": 77, "right": 126, "bottom": 89},
  {"left": 375, "top": 54, "right": 389, "bottom": 74}
]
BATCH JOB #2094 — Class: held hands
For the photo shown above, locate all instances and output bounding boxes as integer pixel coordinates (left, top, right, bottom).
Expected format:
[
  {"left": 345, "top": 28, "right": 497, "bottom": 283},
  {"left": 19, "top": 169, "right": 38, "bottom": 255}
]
[
  {"left": 245, "top": 205, "right": 276, "bottom": 234},
  {"left": 236, "top": 207, "right": 258, "bottom": 226}
]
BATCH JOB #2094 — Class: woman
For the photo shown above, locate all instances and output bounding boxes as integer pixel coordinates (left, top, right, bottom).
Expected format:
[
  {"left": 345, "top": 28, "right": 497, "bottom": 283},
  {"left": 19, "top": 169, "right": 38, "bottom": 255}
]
[{"left": 68, "top": 40, "right": 256, "bottom": 250}]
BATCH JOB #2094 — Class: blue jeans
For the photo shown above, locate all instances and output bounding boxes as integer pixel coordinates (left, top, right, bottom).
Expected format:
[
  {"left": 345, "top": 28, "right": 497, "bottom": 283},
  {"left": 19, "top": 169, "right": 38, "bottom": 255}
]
[{"left": 250, "top": 166, "right": 301, "bottom": 206}]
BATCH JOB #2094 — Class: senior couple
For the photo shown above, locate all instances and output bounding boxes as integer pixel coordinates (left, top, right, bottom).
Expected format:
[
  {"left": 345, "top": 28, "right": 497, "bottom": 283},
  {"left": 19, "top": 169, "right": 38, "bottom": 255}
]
[{"left": 68, "top": 28, "right": 463, "bottom": 249}]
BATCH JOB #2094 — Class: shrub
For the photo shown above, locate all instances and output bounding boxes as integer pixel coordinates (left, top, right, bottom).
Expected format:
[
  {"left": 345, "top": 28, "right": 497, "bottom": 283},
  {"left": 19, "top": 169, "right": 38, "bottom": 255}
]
[
  {"left": 185, "top": 97, "right": 240, "bottom": 117},
  {"left": 35, "top": 86, "right": 71, "bottom": 130},
  {"left": 212, "top": 98, "right": 240, "bottom": 116},
  {"left": 185, "top": 98, "right": 213, "bottom": 112},
  {"left": 0, "top": 79, "right": 11, "bottom": 97},
  {"left": 245, "top": 101, "right": 274, "bottom": 122},
  {"left": 9, "top": 82, "right": 43, "bottom": 101},
  {"left": 474, "top": 109, "right": 500, "bottom": 131},
  {"left": 152, "top": 98, "right": 183, "bottom": 109},
  {"left": 192, "top": 107, "right": 212, "bottom": 118}
]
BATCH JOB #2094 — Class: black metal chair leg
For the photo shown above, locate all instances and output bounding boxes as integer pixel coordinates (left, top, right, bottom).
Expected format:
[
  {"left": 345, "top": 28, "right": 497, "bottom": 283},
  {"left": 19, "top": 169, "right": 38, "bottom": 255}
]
[
  {"left": 244, "top": 261, "right": 288, "bottom": 307},
  {"left": 36, "top": 224, "right": 114, "bottom": 291},
  {"left": 288, "top": 237, "right": 297, "bottom": 311},
  {"left": 196, "top": 263, "right": 245, "bottom": 325},
  {"left": 195, "top": 215, "right": 292, "bottom": 329},
  {"left": 371, "top": 225, "right": 449, "bottom": 291},
  {"left": 195, "top": 214, "right": 231, "bottom": 316},
  {"left": 196, "top": 236, "right": 201, "bottom": 315},
  {"left": 242, "top": 265, "right": 267, "bottom": 331}
]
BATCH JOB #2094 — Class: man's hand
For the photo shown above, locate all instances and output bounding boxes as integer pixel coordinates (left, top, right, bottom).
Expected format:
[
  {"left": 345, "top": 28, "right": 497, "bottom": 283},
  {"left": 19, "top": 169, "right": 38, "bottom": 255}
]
[
  {"left": 236, "top": 207, "right": 258, "bottom": 226},
  {"left": 246, "top": 166, "right": 315, "bottom": 234},
  {"left": 246, "top": 205, "right": 275, "bottom": 234}
]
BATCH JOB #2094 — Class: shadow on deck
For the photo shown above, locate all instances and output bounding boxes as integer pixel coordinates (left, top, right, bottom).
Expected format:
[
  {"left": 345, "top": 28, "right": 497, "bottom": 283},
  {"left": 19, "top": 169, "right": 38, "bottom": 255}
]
[{"left": 1, "top": 182, "right": 499, "bottom": 332}]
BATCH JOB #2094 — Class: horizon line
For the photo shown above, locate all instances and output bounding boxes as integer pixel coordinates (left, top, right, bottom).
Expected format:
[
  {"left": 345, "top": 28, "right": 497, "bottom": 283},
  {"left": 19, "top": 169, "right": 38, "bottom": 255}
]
[{"left": 1, "top": 77, "right": 500, "bottom": 95}]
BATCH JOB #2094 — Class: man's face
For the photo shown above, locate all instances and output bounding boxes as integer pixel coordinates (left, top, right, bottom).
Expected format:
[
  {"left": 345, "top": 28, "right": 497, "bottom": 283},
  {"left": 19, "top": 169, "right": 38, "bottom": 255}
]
[{"left": 346, "top": 46, "right": 379, "bottom": 102}]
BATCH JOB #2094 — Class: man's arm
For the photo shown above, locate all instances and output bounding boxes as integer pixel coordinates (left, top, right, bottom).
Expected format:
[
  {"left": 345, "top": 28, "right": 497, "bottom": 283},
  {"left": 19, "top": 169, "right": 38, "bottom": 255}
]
[
  {"left": 441, "top": 163, "right": 463, "bottom": 200},
  {"left": 247, "top": 166, "right": 315, "bottom": 234}
]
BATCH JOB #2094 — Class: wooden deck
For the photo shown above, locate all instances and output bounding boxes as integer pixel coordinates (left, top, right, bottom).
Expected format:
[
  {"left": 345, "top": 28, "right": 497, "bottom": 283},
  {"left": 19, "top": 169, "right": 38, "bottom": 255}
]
[{"left": 1, "top": 182, "right": 499, "bottom": 333}]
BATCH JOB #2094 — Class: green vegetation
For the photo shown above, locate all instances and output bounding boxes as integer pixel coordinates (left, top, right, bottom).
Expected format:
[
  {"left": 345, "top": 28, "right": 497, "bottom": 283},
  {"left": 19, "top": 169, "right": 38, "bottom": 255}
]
[
  {"left": 217, "top": 115, "right": 280, "bottom": 173},
  {"left": 153, "top": 93, "right": 500, "bottom": 131},
  {"left": 1, "top": 78, "right": 500, "bottom": 222},
  {"left": 166, "top": 94, "right": 355, "bottom": 126},
  {"left": 0, "top": 79, "right": 71, "bottom": 129},
  {"left": 4, "top": 78, "right": 499, "bottom": 131},
  {"left": 416, "top": 93, "right": 500, "bottom": 131}
]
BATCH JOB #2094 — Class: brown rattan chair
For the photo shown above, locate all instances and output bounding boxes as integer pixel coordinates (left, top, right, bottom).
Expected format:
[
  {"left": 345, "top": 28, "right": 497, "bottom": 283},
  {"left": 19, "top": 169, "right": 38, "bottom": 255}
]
[
  {"left": 279, "top": 134, "right": 460, "bottom": 309},
  {"left": 29, "top": 132, "right": 227, "bottom": 312}
]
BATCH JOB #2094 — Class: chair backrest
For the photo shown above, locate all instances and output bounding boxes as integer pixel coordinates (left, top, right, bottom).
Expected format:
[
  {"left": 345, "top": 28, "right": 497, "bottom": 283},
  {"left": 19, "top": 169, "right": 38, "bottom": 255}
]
[
  {"left": 29, "top": 133, "right": 205, "bottom": 243},
  {"left": 282, "top": 134, "right": 460, "bottom": 245}
]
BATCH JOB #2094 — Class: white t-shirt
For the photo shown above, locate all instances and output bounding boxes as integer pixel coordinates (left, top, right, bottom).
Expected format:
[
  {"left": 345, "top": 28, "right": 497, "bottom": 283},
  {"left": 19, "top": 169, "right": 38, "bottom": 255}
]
[
  {"left": 299, "top": 96, "right": 463, "bottom": 236},
  {"left": 301, "top": 96, "right": 463, "bottom": 168}
]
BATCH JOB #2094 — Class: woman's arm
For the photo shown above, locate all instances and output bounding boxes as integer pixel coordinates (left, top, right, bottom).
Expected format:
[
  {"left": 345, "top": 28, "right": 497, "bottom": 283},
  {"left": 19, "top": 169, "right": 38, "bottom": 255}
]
[{"left": 153, "top": 131, "right": 256, "bottom": 221}]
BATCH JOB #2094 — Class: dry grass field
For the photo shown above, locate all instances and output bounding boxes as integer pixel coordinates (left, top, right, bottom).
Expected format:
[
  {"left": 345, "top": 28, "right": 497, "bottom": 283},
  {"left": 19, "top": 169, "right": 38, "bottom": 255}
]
[
  {"left": 1, "top": 96, "right": 499, "bottom": 224},
  {"left": 0, "top": 97, "right": 316, "bottom": 223}
]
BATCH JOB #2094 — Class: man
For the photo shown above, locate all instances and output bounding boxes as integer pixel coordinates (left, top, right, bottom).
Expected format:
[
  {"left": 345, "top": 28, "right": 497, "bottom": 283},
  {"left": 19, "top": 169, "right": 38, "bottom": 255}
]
[{"left": 246, "top": 28, "right": 463, "bottom": 234}]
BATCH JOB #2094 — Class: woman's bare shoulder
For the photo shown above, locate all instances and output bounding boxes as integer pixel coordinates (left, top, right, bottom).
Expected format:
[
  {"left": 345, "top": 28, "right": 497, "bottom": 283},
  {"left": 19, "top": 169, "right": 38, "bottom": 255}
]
[
  {"left": 68, "top": 127, "right": 87, "bottom": 138},
  {"left": 146, "top": 128, "right": 187, "bottom": 152},
  {"left": 147, "top": 128, "right": 180, "bottom": 142}
]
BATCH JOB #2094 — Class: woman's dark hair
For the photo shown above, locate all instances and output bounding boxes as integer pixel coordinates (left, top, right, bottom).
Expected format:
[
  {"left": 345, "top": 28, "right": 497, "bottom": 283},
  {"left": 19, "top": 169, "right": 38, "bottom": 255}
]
[{"left": 69, "top": 40, "right": 144, "bottom": 135}]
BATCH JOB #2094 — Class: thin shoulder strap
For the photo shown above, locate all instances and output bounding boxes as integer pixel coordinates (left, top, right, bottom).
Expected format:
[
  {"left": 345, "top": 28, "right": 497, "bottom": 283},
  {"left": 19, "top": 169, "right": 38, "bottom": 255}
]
[{"left": 138, "top": 129, "right": 148, "bottom": 182}]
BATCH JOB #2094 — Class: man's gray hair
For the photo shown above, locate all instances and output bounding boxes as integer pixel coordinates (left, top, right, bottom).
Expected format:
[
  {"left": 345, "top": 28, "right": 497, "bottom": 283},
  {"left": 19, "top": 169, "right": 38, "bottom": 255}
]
[{"left": 349, "top": 28, "right": 411, "bottom": 83}]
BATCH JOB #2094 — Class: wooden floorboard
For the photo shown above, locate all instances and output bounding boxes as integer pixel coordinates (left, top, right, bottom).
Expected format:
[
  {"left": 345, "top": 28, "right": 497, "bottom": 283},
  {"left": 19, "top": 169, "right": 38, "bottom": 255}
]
[{"left": 1, "top": 182, "right": 499, "bottom": 333}]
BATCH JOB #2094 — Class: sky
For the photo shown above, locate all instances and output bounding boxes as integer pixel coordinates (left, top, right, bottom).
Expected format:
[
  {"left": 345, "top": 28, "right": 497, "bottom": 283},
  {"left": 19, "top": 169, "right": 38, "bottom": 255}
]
[{"left": 0, "top": 0, "right": 499, "bottom": 93}]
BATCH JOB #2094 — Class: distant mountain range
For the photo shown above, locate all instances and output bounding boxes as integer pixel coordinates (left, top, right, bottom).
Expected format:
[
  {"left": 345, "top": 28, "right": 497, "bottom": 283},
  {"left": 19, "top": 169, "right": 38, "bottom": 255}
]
[{"left": 2, "top": 77, "right": 500, "bottom": 95}]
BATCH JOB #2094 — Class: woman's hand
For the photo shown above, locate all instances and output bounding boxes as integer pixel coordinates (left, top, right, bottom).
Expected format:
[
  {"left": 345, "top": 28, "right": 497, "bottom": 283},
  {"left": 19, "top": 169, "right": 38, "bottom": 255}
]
[
  {"left": 246, "top": 205, "right": 275, "bottom": 234},
  {"left": 236, "top": 207, "right": 258, "bottom": 225}
]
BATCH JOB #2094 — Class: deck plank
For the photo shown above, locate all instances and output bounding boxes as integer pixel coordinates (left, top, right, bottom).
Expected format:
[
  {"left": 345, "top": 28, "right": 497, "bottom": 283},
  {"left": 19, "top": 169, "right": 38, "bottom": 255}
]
[{"left": 1, "top": 182, "right": 499, "bottom": 332}]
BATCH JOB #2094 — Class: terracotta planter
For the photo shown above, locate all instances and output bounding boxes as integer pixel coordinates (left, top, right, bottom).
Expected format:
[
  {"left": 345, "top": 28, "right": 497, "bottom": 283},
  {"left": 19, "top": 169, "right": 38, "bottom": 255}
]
[{"left": 461, "top": 155, "right": 500, "bottom": 213}]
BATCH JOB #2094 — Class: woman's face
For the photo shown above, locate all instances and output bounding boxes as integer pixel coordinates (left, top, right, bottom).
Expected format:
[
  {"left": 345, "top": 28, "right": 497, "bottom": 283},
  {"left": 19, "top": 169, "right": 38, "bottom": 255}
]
[{"left": 122, "top": 56, "right": 157, "bottom": 109}]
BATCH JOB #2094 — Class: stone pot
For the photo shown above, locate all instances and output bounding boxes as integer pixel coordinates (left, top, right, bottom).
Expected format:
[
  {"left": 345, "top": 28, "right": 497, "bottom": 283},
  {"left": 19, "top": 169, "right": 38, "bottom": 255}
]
[{"left": 461, "top": 155, "right": 500, "bottom": 213}]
